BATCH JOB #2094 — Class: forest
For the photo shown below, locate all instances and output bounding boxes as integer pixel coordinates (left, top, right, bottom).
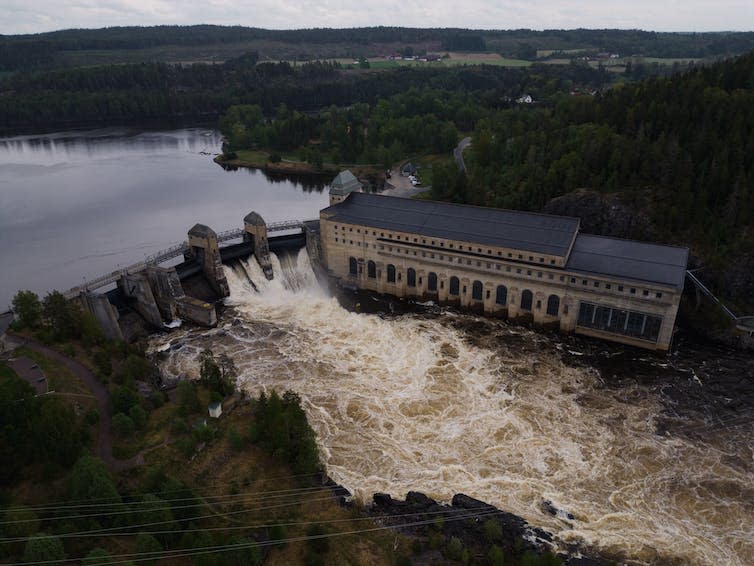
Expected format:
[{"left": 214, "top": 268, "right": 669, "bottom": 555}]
[
  {"left": 0, "top": 59, "right": 612, "bottom": 134},
  {"left": 431, "top": 51, "right": 754, "bottom": 306},
  {"left": 3, "top": 26, "right": 754, "bottom": 72}
]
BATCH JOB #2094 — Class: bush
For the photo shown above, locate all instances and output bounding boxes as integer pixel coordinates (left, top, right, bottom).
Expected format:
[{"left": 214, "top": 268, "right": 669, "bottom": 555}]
[
  {"left": 177, "top": 380, "right": 201, "bottom": 416},
  {"left": 269, "top": 524, "right": 288, "bottom": 545},
  {"left": 112, "top": 413, "right": 135, "bottom": 438},
  {"left": 305, "top": 523, "right": 329, "bottom": 554},
  {"left": 269, "top": 153, "right": 282, "bottom": 163},
  {"left": 228, "top": 427, "right": 244, "bottom": 452},
  {"left": 176, "top": 437, "right": 196, "bottom": 458},
  {"left": 445, "top": 536, "right": 464, "bottom": 561},
  {"left": 134, "top": 533, "right": 162, "bottom": 566},
  {"left": 171, "top": 417, "right": 188, "bottom": 434},
  {"left": 129, "top": 405, "right": 147, "bottom": 431},
  {"left": 85, "top": 408, "right": 100, "bottom": 425},
  {"left": 489, "top": 545, "right": 505, "bottom": 566},
  {"left": 2, "top": 506, "right": 40, "bottom": 538},
  {"left": 149, "top": 391, "right": 166, "bottom": 409},
  {"left": 484, "top": 518, "right": 503, "bottom": 543},
  {"left": 110, "top": 387, "right": 139, "bottom": 415},
  {"left": 23, "top": 534, "right": 65, "bottom": 563}
]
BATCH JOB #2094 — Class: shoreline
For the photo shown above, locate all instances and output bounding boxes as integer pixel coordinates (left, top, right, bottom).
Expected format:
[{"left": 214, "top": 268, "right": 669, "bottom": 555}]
[{"left": 213, "top": 153, "right": 386, "bottom": 182}]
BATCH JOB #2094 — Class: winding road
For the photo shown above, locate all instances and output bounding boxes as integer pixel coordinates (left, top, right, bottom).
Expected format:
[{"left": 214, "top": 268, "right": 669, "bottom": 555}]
[{"left": 4, "top": 335, "right": 143, "bottom": 472}]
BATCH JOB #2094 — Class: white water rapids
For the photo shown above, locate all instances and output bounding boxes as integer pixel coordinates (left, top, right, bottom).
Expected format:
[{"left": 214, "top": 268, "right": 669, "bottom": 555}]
[{"left": 150, "top": 249, "right": 754, "bottom": 565}]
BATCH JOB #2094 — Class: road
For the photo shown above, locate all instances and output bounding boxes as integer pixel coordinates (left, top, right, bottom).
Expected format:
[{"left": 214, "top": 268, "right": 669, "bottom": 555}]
[
  {"left": 4, "top": 335, "right": 143, "bottom": 472},
  {"left": 454, "top": 136, "right": 472, "bottom": 172}
]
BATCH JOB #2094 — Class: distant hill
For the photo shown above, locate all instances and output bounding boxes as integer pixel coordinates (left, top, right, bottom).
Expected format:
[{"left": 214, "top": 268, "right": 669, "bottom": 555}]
[{"left": 2, "top": 26, "right": 754, "bottom": 72}]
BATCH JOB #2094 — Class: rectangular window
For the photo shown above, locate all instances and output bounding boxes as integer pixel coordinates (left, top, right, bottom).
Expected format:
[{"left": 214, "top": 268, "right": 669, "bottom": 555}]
[
  {"left": 630, "top": 288, "right": 636, "bottom": 294},
  {"left": 571, "top": 278, "right": 576, "bottom": 283},
  {"left": 618, "top": 285, "right": 624, "bottom": 292},
  {"left": 577, "top": 301, "right": 662, "bottom": 343},
  {"left": 605, "top": 283, "right": 611, "bottom": 289},
  {"left": 656, "top": 292, "right": 663, "bottom": 299},
  {"left": 643, "top": 290, "right": 649, "bottom": 297},
  {"left": 594, "top": 281, "right": 599, "bottom": 288}
]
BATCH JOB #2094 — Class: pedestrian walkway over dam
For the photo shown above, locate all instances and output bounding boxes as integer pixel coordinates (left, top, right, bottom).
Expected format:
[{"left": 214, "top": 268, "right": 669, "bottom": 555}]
[
  {"left": 66, "top": 213, "right": 316, "bottom": 341},
  {"left": 62, "top": 219, "right": 313, "bottom": 300}
]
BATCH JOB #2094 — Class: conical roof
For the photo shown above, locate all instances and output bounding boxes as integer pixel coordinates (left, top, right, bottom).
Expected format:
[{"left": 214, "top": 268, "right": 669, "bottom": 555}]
[{"left": 330, "top": 170, "right": 362, "bottom": 196}]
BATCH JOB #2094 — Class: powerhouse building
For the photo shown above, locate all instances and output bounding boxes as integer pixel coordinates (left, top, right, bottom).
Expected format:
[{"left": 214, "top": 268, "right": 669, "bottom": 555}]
[{"left": 318, "top": 175, "right": 689, "bottom": 351}]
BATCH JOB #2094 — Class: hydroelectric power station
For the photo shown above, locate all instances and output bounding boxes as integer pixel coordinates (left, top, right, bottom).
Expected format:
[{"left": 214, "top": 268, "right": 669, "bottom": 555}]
[{"left": 64, "top": 170, "right": 728, "bottom": 351}]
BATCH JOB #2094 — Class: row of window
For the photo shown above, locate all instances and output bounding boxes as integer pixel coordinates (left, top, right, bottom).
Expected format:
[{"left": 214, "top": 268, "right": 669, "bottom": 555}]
[
  {"left": 333, "top": 224, "right": 556, "bottom": 265},
  {"left": 577, "top": 302, "right": 663, "bottom": 342},
  {"left": 349, "top": 258, "right": 563, "bottom": 316},
  {"left": 338, "top": 240, "right": 666, "bottom": 302}
]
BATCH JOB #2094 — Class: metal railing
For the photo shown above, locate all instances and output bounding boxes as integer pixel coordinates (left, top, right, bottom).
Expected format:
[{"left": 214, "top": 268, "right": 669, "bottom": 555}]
[{"left": 61, "top": 219, "right": 316, "bottom": 298}]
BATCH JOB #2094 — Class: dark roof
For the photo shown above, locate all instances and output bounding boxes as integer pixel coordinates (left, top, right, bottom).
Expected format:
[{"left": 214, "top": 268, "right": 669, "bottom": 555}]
[
  {"left": 322, "top": 193, "right": 580, "bottom": 257},
  {"left": 566, "top": 234, "right": 688, "bottom": 290}
]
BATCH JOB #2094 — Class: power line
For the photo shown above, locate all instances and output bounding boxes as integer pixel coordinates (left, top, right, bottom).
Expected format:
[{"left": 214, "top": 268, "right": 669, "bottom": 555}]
[
  {"left": 0, "top": 491, "right": 336, "bottom": 528},
  {"left": 4, "top": 484, "right": 327, "bottom": 515},
  {"left": 0, "top": 470, "right": 324, "bottom": 511},
  {"left": 0, "top": 504, "right": 482, "bottom": 544},
  {"left": 30, "top": 507, "right": 502, "bottom": 565}
]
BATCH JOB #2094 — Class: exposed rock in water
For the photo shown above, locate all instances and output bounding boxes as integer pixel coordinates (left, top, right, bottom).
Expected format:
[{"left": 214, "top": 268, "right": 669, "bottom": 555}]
[{"left": 370, "top": 491, "right": 610, "bottom": 565}]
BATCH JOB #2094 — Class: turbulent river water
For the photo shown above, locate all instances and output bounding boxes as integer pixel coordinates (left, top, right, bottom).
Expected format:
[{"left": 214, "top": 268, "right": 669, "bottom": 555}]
[{"left": 150, "top": 249, "right": 754, "bottom": 565}]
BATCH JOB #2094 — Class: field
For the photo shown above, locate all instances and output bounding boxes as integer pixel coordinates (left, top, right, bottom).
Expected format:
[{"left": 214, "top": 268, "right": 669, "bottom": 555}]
[{"left": 332, "top": 52, "right": 532, "bottom": 69}]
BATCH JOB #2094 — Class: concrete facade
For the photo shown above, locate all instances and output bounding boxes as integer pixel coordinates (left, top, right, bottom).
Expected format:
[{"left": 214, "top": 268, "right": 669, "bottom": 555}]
[
  {"left": 320, "top": 191, "right": 687, "bottom": 352},
  {"left": 188, "top": 223, "right": 230, "bottom": 298}
]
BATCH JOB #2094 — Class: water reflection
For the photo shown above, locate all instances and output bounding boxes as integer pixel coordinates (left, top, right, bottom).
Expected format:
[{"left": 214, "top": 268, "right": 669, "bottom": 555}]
[{"left": 0, "top": 128, "right": 329, "bottom": 307}]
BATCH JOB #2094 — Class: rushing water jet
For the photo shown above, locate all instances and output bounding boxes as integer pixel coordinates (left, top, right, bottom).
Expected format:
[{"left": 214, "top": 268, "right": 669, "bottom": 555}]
[{"left": 150, "top": 248, "right": 753, "bottom": 565}]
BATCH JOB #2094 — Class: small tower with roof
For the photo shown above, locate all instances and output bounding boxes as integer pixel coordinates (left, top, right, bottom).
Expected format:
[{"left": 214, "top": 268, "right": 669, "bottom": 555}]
[{"left": 329, "top": 170, "right": 362, "bottom": 206}]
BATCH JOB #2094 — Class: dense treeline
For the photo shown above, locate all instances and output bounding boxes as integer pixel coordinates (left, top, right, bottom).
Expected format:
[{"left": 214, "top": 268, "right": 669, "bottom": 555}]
[
  {"left": 439, "top": 52, "right": 754, "bottom": 268},
  {"left": 219, "top": 88, "right": 483, "bottom": 166},
  {"left": 0, "top": 61, "right": 611, "bottom": 134},
  {"left": 3, "top": 26, "right": 754, "bottom": 71}
]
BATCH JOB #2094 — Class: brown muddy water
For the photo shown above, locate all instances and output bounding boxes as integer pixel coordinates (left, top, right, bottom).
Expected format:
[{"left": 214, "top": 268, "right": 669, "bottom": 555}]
[{"left": 149, "top": 249, "right": 754, "bottom": 565}]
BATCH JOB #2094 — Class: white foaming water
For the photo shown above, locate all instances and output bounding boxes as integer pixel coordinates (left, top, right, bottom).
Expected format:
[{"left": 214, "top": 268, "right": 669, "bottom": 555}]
[{"left": 151, "top": 250, "right": 754, "bottom": 565}]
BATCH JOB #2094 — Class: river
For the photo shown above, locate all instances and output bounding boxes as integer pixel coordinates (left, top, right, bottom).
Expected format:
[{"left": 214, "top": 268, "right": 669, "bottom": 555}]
[
  {"left": 2, "top": 128, "right": 752, "bottom": 565},
  {"left": 152, "top": 250, "right": 753, "bottom": 565},
  {"left": 0, "top": 128, "right": 329, "bottom": 308}
]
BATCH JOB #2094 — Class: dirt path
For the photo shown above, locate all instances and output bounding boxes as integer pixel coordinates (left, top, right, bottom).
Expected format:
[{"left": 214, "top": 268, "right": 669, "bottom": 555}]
[{"left": 5, "top": 335, "right": 143, "bottom": 472}]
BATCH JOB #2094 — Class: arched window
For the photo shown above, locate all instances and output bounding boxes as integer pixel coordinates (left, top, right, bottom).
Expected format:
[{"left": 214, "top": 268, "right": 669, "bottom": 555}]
[
  {"left": 387, "top": 264, "right": 396, "bottom": 283},
  {"left": 428, "top": 272, "right": 438, "bottom": 292},
  {"left": 521, "top": 289, "right": 533, "bottom": 311},
  {"left": 472, "top": 280, "right": 483, "bottom": 301},
  {"left": 547, "top": 294, "right": 560, "bottom": 316},
  {"left": 407, "top": 268, "right": 417, "bottom": 288},
  {"left": 496, "top": 285, "right": 507, "bottom": 305},
  {"left": 367, "top": 260, "right": 376, "bottom": 279},
  {"left": 449, "top": 276, "right": 460, "bottom": 296},
  {"left": 349, "top": 257, "right": 358, "bottom": 276}
]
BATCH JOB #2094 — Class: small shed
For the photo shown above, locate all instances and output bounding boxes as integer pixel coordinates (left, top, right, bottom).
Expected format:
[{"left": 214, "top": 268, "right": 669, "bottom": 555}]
[{"left": 208, "top": 402, "right": 223, "bottom": 419}]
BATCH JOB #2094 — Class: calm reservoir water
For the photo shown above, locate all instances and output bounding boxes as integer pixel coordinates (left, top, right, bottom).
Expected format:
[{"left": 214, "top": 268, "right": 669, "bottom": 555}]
[{"left": 0, "top": 128, "right": 328, "bottom": 307}]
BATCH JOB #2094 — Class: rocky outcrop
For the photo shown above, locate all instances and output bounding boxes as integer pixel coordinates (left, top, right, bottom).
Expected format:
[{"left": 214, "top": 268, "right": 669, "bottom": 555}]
[
  {"left": 369, "top": 491, "right": 608, "bottom": 565},
  {"left": 543, "top": 188, "right": 655, "bottom": 241}
]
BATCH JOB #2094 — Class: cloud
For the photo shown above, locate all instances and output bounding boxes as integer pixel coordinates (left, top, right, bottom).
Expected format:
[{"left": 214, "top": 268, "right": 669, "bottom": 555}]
[{"left": 1, "top": 0, "right": 752, "bottom": 35}]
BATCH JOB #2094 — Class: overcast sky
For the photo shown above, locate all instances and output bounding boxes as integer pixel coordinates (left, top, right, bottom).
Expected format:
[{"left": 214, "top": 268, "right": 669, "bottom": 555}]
[{"left": 2, "top": 0, "right": 753, "bottom": 35}]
